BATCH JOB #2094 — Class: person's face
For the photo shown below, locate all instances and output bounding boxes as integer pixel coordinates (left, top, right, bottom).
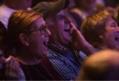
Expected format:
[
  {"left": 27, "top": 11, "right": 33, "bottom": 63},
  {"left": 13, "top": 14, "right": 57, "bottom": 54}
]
[
  {"left": 76, "top": 0, "right": 96, "bottom": 9},
  {"left": 19, "top": 0, "right": 32, "bottom": 9},
  {"left": 56, "top": 12, "right": 72, "bottom": 46},
  {"left": 102, "top": 17, "right": 119, "bottom": 50},
  {"left": 27, "top": 17, "right": 51, "bottom": 55}
]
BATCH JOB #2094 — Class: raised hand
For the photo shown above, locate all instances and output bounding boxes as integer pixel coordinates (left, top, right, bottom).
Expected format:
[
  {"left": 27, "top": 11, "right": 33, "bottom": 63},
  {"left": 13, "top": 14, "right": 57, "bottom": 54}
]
[{"left": 68, "top": 20, "right": 96, "bottom": 55}]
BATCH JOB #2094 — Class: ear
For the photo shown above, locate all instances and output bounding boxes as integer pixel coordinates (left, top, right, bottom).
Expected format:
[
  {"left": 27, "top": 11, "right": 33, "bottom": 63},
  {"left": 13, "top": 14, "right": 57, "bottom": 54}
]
[{"left": 19, "top": 33, "right": 30, "bottom": 47}]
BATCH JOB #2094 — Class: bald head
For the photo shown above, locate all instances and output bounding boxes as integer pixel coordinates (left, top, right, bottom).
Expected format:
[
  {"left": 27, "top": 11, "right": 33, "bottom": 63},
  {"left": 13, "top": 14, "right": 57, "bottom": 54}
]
[{"left": 77, "top": 50, "right": 119, "bottom": 80}]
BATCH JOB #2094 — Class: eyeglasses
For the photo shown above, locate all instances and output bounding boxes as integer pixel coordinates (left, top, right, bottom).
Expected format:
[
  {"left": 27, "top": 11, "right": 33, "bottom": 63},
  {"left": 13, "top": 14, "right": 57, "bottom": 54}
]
[{"left": 29, "top": 25, "right": 49, "bottom": 34}]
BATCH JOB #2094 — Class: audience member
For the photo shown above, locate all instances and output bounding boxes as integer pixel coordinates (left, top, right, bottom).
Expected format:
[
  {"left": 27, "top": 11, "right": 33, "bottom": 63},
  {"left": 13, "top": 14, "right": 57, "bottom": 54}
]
[
  {"left": 81, "top": 9, "right": 119, "bottom": 51},
  {"left": 0, "top": 0, "right": 118, "bottom": 80},
  {"left": 7, "top": 10, "right": 62, "bottom": 80},
  {"left": 45, "top": 9, "right": 95, "bottom": 80},
  {"left": 76, "top": 50, "right": 119, "bottom": 80},
  {"left": 0, "top": 0, "right": 32, "bottom": 29},
  {"left": 32, "top": 0, "right": 65, "bottom": 17}
]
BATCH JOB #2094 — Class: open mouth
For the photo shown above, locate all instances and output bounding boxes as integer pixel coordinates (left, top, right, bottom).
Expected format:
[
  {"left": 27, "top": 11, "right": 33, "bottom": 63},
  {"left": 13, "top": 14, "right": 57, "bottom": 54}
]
[
  {"left": 113, "top": 32, "right": 119, "bottom": 42},
  {"left": 115, "top": 37, "right": 119, "bottom": 41},
  {"left": 43, "top": 41, "right": 48, "bottom": 47},
  {"left": 43, "top": 41, "right": 48, "bottom": 52}
]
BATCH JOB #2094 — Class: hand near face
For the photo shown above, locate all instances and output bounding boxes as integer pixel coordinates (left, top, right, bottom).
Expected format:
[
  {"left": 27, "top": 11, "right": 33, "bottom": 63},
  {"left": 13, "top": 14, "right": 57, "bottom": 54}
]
[
  {"left": 69, "top": 22, "right": 87, "bottom": 49},
  {"left": 69, "top": 22, "right": 96, "bottom": 55},
  {"left": 56, "top": 11, "right": 96, "bottom": 55}
]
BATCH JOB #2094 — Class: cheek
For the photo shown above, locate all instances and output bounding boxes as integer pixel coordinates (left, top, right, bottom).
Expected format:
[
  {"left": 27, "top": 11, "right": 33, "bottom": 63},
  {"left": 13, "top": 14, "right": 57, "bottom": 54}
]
[
  {"left": 58, "top": 30, "right": 72, "bottom": 45},
  {"left": 104, "top": 32, "right": 114, "bottom": 41},
  {"left": 29, "top": 34, "right": 43, "bottom": 46},
  {"left": 57, "top": 20, "right": 65, "bottom": 29},
  {"left": 58, "top": 26, "right": 70, "bottom": 38},
  {"left": 104, "top": 32, "right": 118, "bottom": 44},
  {"left": 34, "top": 37, "right": 43, "bottom": 45},
  {"left": 56, "top": 22, "right": 72, "bottom": 43},
  {"left": 30, "top": 38, "right": 44, "bottom": 52}
]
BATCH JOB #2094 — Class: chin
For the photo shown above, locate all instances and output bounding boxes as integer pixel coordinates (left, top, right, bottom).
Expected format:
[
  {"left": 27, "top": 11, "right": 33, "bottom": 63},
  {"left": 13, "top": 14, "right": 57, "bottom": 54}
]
[{"left": 42, "top": 48, "right": 49, "bottom": 55}]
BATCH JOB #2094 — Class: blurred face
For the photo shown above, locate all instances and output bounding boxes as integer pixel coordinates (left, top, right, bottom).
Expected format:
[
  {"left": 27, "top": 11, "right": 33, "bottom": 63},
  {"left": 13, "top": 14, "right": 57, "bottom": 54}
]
[
  {"left": 56, "top": 12, "right": 72, "bottom": 45},
  {"left": 102, "top": 17, "right": 119, "bottom": 50},
  {"left": 14, "top": 0, "right": 32, "bottom": 9},
  {"left": 76, "top": 0, "right": 96, "bottom": 10},
  {"left": 27, "top": 17, "right": 51, "bottom": 55},
  {"left": 22, "top": 0, "right": 32, "bottom": 9}
]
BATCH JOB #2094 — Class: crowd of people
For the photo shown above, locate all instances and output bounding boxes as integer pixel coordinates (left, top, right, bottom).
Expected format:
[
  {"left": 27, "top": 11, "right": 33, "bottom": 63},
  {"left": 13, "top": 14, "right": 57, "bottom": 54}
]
[{"left": 0, "top": 0, "right": 119, "bottom": 80}]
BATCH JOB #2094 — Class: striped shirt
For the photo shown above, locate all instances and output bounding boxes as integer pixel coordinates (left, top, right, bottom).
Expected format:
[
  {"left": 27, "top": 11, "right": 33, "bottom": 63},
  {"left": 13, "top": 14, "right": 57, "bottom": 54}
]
[{"left": 48, "top": 49, "right": 80, "bottom": 80}]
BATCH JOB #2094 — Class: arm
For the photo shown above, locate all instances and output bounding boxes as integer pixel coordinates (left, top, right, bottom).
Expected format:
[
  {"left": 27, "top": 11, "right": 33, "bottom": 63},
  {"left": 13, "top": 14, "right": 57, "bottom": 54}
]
[{"left": 69, "top": 22, "right": 96, "bottom": 55}]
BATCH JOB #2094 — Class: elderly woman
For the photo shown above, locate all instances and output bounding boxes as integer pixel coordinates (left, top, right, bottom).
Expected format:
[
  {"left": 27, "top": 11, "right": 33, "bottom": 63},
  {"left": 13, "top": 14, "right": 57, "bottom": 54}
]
[{"left": 6, "top": 10, "right": 62, "bottom": 80}]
